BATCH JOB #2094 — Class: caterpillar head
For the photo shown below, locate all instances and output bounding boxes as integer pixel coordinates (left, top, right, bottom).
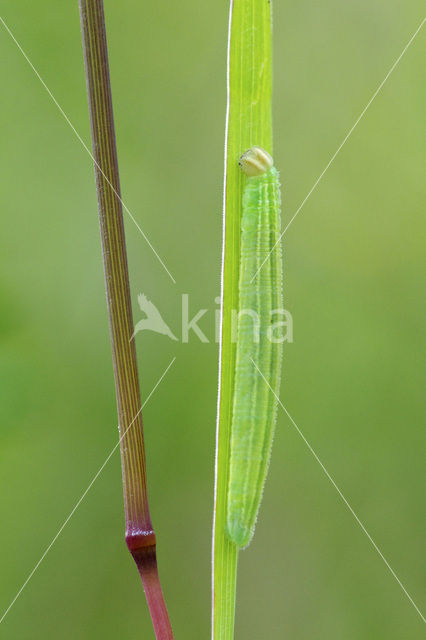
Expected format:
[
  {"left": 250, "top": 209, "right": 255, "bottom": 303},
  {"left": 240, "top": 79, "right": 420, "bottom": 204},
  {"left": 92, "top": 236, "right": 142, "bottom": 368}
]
[{"left": 239, "top": 146, "right": 273, "bottom": 177}]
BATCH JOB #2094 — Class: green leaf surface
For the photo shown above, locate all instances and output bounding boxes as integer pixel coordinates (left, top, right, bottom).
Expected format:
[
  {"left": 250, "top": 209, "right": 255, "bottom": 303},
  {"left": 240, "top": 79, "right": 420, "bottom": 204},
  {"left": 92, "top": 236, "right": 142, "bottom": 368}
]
[{"left": 212, "top": 1, "right": 273, "bottom": 638}]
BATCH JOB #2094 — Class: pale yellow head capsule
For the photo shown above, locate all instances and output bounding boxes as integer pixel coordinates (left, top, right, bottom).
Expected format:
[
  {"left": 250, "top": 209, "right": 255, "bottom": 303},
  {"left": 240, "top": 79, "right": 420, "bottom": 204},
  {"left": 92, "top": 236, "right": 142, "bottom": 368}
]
[{"left": 239, "top": 146, "right": 274, "bottom": 177}]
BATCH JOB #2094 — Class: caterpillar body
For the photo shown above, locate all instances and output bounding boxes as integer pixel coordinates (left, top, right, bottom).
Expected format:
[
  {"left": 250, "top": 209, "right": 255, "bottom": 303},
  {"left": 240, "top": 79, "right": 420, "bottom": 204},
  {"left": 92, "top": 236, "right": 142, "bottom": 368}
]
[{"left": 226, "top": 147, "right": 283, "bottom": 548}]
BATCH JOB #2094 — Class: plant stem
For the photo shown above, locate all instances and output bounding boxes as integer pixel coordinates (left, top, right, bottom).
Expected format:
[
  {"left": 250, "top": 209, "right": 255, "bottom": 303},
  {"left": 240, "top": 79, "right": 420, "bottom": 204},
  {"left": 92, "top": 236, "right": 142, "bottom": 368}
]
[
  {"left": 78, "top": 2, "right": 173, "bottom": 637},
  {"left": 212, "top": 1, "right": 272, "bottom": 638}
]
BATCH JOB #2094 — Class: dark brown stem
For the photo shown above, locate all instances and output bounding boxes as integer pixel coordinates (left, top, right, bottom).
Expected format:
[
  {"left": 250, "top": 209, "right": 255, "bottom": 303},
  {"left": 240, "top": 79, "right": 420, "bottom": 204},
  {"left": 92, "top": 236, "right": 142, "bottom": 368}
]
[{"left": 78, "top": 1, "right": 173, "bottom": 637}]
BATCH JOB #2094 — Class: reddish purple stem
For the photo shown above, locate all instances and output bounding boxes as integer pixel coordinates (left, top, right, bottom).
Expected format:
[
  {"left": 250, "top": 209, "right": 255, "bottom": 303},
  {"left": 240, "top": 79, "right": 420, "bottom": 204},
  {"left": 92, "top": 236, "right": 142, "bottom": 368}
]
[{"left": 79, "top": 1, "right": 174, "bottom": 637}]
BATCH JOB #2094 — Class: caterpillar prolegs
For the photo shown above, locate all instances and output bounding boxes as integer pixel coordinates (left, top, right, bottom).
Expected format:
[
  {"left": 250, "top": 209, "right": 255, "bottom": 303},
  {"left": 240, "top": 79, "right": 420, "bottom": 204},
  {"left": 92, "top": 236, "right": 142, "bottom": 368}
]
[{"left": 226, "top": 147, "right": 283, "bottom": 548}]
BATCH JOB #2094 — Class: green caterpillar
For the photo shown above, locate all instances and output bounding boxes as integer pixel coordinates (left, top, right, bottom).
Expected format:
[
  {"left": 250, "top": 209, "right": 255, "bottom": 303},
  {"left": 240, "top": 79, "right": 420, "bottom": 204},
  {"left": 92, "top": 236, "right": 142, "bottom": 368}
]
[{"left": 226, "top": 146, "right": 283, "bottom": 548}]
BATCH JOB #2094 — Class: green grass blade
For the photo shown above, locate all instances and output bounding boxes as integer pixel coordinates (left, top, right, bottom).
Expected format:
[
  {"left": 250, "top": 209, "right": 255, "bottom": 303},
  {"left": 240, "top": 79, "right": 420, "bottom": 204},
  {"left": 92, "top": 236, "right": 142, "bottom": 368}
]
[{"left": 212, "top": 1, "right": 273, "bottom": 638}]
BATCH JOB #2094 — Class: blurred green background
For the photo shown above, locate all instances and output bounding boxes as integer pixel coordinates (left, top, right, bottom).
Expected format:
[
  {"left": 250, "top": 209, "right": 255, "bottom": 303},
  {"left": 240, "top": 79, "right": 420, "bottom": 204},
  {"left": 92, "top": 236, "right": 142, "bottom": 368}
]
[{"left": 0, "top": 1, "right": 424, "bottom": 638}]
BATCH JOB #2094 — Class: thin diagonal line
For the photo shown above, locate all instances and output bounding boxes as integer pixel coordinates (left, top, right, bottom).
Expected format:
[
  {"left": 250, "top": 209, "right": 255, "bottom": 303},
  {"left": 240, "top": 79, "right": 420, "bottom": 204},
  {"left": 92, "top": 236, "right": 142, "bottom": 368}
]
[
  {"left": 0, "top": 16, "right": 176, "bottom": 285},
  {"left": 251, "top": 357, "right": 425, "bottom": 623},
  {"left": 251, "top": 17, "right": 425, "bottom": 283},
  {"left": 0, "top": 357, "right": 176, "bottom": 626}
]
